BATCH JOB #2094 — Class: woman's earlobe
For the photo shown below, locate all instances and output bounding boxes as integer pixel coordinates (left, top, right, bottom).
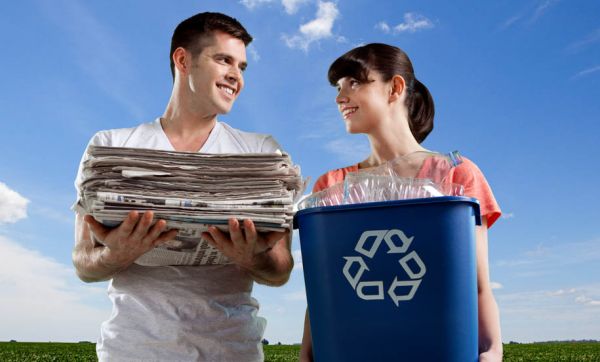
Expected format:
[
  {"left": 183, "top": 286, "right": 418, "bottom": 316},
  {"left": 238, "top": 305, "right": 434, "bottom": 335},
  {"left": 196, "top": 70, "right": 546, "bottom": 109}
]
[
  {"left": 389, "top": 88, "right": 400, "bottom": 102},
  {"left": 389, "top": 75, "right": 406, "bottom": 102}
]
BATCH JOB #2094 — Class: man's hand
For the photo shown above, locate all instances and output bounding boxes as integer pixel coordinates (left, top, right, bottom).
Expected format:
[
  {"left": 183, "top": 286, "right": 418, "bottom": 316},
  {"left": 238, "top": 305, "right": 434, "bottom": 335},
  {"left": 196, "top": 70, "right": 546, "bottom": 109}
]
[
  {"left": 73, "top": 211, "right": 178, "bottom": 282},
  {"left": 202, "top": 218, "right": 293, "bottom": 286},
  {"left": 85, "top": 211, "right": 178, "bottom": 270}
]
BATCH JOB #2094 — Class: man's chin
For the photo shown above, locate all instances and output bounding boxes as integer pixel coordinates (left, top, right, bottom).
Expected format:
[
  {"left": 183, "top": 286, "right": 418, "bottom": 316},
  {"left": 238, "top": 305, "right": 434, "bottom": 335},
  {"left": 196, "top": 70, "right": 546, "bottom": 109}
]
[{"left": 216, "top": 102, "right": 234, "bottom": 115}]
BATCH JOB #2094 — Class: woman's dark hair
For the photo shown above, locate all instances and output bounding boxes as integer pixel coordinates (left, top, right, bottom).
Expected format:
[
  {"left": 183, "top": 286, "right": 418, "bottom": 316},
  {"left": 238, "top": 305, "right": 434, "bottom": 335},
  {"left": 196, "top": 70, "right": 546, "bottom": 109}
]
[
  {"left": 170, "top": 12, "right": 253, "bottom": 80},
  {"left": 328, "top": 43, "right": 434, "bottom": 143}
]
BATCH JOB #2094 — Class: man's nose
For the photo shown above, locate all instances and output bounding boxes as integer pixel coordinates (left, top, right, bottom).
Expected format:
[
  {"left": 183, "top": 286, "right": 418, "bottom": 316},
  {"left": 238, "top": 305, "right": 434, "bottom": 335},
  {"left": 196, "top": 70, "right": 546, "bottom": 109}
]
[{"left": 226, "top": 67, "right": 242, "bottom": 84}]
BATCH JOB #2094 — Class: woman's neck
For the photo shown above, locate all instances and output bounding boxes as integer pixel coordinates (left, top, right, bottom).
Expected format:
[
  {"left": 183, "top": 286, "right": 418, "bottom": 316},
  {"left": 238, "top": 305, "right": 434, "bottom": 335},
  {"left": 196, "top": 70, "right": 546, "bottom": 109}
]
[{"left": 360, "top": 115, "right": 426, "bottom": 169}]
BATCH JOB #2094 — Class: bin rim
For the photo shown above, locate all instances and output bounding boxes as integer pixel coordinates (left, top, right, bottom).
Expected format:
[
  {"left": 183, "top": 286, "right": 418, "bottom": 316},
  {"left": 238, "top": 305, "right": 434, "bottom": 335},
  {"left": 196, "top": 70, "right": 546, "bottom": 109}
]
[{"left": 294, "top": 196, "right": 481, "bottom": 228}]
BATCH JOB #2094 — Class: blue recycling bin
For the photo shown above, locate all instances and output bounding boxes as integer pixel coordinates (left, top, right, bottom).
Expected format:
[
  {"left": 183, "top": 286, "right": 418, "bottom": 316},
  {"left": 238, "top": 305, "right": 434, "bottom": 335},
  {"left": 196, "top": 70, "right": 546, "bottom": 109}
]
[{"left": 295, "top": 196, "right": 481, "bottom": 362}]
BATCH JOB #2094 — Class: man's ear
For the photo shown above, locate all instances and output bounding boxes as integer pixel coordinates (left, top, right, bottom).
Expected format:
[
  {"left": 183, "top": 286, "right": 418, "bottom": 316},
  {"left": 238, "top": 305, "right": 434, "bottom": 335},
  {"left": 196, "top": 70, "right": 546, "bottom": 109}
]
[
  {"left": 389, "top": 75, "right": 406, "bottom": 103},
  {"left": 172, "top": 47, "right": 190, "bottom": 76}
]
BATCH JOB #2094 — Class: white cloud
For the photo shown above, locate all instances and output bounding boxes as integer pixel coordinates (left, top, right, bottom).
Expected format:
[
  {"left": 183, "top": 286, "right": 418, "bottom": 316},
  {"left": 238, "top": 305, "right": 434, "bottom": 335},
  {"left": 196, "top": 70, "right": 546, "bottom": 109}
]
[
  {"left": 240, "top": 0, "right": 309, "bottom": 14},
  {"left": 0, "top": 235, "right": 110, "bottom": 342},
  {"left": 567, "top": 28, "right": 600, "bottom": 52},
  {"left": 496, "top": 283, "right": 600, "bottom": 342},
  {"left": 239, "top": 0, "right": 276, "bottom": 10},
  {"left": 247, "top": 44, "right": 261, "bottom": 62},
  {"left": 490, "top": 281, "right": 503, "bottom": 290},
  {"left": 282, "top": 1, "right": 340, "bottom": 51},
  {"left": 495, "top": 238, "right": 600, "bottom": 273},
  {"left": 375, "top": 21, "right": 391, "bottom": 34},
  {"left": 501, "top": 212, "right": 515, "bottom": 219},
  {"left": 325, "top": 137, "right": 371, "bottom": 165},
  {"left": 500, "top": 0, "right": 560, "bottom": 31},
  {"left": 571, "top": 65, "right": 600, "bottom": 80},
  {"left": 282, "top": 0, "right": 310, "bottom": 14},
  {"left": 530, "top": 0, "right": 560, "bottom": 23},
  {"left": 0, "top": 182, "right": 29, "bottom": 224},
  {"left": 575, "top": 295, "right": 600, "bottom": 307},
  {"left": 500, "top": 14, "right": 524, "bottom": 30},
  {"left": 547, "top": 288, "right": 577, "bottom": 296},
  {"left": 524, "top": 243, "right": 548, "bottom": 257},
  {"left": 379, "top": 13, "right": 434, "bottom": 34}
]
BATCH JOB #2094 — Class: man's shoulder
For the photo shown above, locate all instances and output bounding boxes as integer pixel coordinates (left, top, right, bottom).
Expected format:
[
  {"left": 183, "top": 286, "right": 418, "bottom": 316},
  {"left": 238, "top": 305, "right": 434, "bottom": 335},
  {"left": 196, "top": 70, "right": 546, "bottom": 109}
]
[
  {"left": 89, "top": 120, "right": 158, "bottom": 147},
  {"left": 218, "top": 121, "right": 271, "bottom": 141},
  {"left": 216, "top": 121, "right": 280, "bottom": 153}
]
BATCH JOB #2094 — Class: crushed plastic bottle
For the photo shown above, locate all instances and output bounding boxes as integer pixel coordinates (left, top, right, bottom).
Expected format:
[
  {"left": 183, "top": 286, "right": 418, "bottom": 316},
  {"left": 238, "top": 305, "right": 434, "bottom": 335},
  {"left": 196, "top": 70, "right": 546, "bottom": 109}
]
[{"left": 297, "top": 151, "right": 464, "bottom": 210}]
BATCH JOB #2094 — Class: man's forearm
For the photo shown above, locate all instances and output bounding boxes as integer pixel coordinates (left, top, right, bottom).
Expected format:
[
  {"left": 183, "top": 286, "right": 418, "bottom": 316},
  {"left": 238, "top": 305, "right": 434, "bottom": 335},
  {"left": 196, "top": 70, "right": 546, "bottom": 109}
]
[
  {"left": 245, "top": 237, "right": 294, "bottom": 286},
  {"left": 73, "top": 242, "right": 125, "bottom": 283}
]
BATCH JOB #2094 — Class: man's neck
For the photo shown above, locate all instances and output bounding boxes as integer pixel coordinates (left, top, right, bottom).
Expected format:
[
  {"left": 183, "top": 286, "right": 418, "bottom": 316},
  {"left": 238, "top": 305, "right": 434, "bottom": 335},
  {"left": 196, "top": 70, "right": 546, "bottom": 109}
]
[{"left": 160, "top": 105, "right": 218, "bottom": 152}]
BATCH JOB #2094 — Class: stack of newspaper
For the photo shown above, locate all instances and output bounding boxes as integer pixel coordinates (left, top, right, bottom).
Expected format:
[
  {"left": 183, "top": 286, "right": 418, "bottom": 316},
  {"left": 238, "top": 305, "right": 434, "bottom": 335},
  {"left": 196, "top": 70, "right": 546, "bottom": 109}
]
[{"left": 78, "top": 145, "right": 304, "bottom": 266}]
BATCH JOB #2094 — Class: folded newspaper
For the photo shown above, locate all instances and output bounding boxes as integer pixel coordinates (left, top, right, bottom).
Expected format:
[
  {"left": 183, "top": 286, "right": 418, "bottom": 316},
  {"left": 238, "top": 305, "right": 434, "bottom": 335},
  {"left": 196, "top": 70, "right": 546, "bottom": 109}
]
[{"left": 77, "top": 145, "right": 305, "bottom": 266}]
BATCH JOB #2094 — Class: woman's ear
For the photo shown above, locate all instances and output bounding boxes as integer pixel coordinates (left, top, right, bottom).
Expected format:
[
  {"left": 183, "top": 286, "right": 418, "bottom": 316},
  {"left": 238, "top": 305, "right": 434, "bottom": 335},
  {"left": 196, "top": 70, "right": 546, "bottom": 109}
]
[{"left": 389, "top": 75, "right": 406, "bottom": 102}]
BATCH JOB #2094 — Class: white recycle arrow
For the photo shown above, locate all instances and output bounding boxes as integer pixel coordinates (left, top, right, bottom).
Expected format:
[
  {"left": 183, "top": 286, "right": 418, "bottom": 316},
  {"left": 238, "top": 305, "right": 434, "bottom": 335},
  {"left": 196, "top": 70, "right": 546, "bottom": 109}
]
[
  {"left": 398, "top": 251, "right": 426, "bottom": 279},
  {"left": 342, "top": 256, "right": 369, "bottom": 289},
  {"left": 355, "top": 229, "right": 414, "bottom": 258},
  {"left": 355, "top": 230, "right": 387, "bottom": 258},
  {"left": 383, "top": 229, "right": 414, "bottom": 254},
  {"left": 387, "top": 277, "right": 422, "bottom": 307},
  {"left": 357, "top": 281, "right": 384, "bottom": 300}
]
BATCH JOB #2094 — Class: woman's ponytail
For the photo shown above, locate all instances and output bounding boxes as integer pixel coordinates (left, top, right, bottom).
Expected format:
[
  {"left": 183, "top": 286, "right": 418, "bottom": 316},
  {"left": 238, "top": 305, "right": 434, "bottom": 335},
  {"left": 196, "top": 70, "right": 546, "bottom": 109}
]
[{"left": 408, "top": 79, "right": 434, "bottom": 143}]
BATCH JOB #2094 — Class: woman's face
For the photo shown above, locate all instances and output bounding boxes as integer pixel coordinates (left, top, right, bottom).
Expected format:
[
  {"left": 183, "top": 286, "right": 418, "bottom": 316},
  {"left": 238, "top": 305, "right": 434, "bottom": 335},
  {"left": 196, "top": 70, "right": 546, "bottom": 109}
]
[{"left": 335, "top": 70, "right": 391, "bottom": 134}]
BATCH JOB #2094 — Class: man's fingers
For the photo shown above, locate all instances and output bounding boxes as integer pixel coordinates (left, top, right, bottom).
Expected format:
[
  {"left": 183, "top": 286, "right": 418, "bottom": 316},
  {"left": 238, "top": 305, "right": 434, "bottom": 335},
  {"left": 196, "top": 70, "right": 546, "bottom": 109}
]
[
  {"left": 145, "top": 219, "right": 167, "bottom": 242},
  {"left": 243, "top": 219, "right": 258, "bottom": 242},
  {"left": 265, "top": 231, "right": 287, "bottom": 249},
  {"left": 153, "top": 228, "right": 179, "bottom": 246},
  {"left": 131, "top": 211, "right": 154, "bottom": 241},
  {"left": 207, "top": 226, "right": 229, "bottom": 246},
  {"left": 228, "top": 219, "right": 245, "bottom": 244},
  {"left": 201, "top": 232, "right": 215, "bottom": 244},
  {"left": 118, "top": 211, "right": 140, "bottom": 237},
  {"left": 84, "top": 215, "right": 109, "bottom": 241}
]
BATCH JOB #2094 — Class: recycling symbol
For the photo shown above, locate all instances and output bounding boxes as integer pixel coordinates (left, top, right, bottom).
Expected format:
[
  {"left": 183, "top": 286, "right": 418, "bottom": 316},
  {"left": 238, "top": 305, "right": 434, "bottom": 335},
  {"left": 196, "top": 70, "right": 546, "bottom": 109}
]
[{"left": 342, "top": 229, "right": 426, "bottom": 306}]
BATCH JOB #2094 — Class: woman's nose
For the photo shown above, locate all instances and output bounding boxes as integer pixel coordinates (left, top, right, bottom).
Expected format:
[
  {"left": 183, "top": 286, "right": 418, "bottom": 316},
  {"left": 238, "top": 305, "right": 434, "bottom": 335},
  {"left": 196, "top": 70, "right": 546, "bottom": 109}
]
[{"left": 336, "top": 93, "right": 349, "bottom": 104}]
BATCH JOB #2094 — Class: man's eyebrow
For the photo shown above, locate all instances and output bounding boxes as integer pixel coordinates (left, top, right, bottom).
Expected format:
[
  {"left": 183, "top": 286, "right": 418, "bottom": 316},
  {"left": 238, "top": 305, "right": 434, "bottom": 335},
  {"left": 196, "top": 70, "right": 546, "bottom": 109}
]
[{"left": 213, "top": 53, "right": 247, "bottom": 70}]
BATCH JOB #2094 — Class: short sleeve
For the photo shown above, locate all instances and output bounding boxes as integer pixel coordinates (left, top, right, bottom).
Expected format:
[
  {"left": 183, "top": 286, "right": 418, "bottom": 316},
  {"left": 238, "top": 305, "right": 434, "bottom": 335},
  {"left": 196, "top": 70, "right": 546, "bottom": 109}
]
[
  {"left": 260, "top": 135, "right": 283, "bottom": 153},
  {"left": 312, "top": 164, "right": 359, "bottom": 193},
  {"left": 72, "top": 131, "right": 110, "bottom": 212},
  {"left": 312, "top": 174, "right": 330, "bottom": 193},
  {"left": 450, "top": 158, "right": 501, "bottom": 228}
]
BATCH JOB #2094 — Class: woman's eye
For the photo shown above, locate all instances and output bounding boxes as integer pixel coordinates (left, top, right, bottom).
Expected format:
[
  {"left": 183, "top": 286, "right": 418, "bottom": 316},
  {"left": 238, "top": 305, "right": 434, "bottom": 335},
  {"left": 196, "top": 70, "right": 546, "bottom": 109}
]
[{"left": 350, "top": 80, "right": 360, "bottom": 88}]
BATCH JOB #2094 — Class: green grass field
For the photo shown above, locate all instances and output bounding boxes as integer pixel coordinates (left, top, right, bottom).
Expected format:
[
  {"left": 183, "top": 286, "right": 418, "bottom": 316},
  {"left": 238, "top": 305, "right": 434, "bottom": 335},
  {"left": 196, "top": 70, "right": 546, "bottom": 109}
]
[{"left": 1, "top": 341, "right": 599, "bottom": 361}]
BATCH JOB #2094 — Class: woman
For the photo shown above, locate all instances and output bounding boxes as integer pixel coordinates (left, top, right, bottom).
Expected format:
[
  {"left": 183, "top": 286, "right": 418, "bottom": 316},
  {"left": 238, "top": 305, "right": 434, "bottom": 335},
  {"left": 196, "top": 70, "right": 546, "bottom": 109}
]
[{"left": 300, "top": 43, "right": 502, "bottom": 361}]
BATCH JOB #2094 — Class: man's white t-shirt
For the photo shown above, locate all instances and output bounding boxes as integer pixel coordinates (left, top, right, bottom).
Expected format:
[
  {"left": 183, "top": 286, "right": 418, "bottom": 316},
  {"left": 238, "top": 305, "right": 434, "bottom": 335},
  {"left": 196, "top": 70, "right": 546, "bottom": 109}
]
[{"left": 75, "top": 119, "right": 281, "bottom": 361}]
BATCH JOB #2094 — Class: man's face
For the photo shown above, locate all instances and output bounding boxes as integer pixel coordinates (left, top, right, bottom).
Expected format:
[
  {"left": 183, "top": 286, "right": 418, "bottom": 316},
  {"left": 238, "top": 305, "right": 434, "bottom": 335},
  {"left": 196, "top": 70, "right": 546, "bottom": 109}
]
[{"left": 187, "top": 31, "right": 247, "bottom": 115}]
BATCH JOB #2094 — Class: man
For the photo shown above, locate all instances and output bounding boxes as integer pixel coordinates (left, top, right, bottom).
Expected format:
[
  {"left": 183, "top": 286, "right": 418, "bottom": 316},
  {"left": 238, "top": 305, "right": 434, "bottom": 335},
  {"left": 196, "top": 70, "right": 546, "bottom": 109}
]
[{"left": 72, "top": 12, "right": 293, "bottom": 361}]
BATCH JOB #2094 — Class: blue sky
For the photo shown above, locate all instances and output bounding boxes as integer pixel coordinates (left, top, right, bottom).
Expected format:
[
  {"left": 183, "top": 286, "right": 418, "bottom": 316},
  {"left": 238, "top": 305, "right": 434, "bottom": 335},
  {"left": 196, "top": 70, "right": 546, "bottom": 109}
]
[{"left": 0, "top": 0, "right": 599, "bottom": 344}]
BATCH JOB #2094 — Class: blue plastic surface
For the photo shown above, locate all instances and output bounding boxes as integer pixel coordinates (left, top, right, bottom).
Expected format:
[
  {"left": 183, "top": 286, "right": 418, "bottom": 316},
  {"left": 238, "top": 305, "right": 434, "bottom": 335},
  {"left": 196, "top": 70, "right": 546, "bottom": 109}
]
[{"left": 295, "top": 196, "right": 480, "bottom": 362}]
